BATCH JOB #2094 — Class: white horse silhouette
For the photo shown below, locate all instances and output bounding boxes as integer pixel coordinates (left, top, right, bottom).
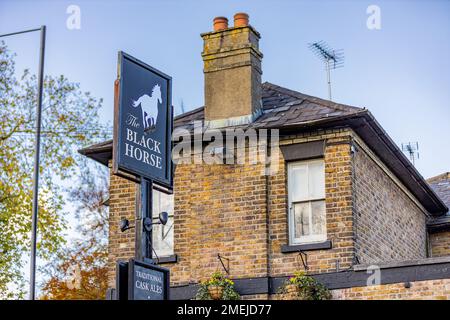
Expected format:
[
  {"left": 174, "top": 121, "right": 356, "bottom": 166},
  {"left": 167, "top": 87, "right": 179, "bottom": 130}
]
[{"left": 132, "top": 84, "right": 161, "bottom": 132}]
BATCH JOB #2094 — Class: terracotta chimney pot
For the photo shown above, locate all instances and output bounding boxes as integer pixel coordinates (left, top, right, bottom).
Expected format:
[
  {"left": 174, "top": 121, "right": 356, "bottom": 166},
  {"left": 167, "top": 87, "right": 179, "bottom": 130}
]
[
  {"left": 213, "top": 16, "right": 228, "bottom": 31},
  {"left": 234, "top": 12, "right": 249, "bottom": 27}
]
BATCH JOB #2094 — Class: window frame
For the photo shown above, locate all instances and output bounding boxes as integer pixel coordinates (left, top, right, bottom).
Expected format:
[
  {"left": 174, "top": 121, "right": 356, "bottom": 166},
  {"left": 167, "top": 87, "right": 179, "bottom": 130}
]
[{"left": 287, "top": 159, "right": 327, "bottom": 245}]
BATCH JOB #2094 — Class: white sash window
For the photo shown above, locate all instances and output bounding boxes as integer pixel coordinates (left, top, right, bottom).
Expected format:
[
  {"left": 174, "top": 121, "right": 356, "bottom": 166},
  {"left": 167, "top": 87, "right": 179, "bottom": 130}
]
[{"left": 288, "top": 159, "right": 326, "bottom": 244}]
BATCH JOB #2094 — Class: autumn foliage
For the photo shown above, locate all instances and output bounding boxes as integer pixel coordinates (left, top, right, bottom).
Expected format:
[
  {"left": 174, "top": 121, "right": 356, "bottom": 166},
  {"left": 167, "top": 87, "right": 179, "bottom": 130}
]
[
  {"left": 40, "top": 163, "right": 110, "bottom": 300},
  {"left": 0, "top": 42, "right": 108, "bottom": 298},
  {"left": 40, "top": 244, "right": 108, "bottom": 300}
]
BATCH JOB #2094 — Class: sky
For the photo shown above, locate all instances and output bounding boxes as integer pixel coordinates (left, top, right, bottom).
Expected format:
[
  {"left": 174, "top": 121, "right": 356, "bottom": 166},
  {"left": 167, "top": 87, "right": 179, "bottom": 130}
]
[
  {"left": 1, "top": 0, "right": 449, "bottom": 178},
  {"left": 1, "top": 0, "right": 449, "bottom": 295}
]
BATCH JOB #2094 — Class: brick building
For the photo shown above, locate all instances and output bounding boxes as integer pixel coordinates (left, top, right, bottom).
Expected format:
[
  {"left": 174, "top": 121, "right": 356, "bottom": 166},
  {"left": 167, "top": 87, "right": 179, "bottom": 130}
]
[
  {"left": 427, "top": 173, "right": 450, "bottom": 258},
  {"left": 80, "top": 14, "right": 450, "bottom": 300}
]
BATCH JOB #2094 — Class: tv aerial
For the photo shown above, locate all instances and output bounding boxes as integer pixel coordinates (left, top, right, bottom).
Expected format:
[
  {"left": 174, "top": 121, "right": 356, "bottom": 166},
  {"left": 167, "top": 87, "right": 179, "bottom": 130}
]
[
  {"left": 401, "top": 142, "right": 420, "bottom": 166},
  {"left": 308, "top": 41, "right": 344, "bottom": 101}
]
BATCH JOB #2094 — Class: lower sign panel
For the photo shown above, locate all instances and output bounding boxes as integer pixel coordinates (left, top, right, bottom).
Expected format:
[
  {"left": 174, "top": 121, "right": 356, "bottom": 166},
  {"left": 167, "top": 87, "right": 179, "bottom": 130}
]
[{"left": 128, "top": 259, "right": 170, "bottom": 300}]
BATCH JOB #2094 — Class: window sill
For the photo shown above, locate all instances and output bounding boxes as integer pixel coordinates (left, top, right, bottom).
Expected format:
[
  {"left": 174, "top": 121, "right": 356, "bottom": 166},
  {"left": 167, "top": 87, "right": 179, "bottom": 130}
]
[
  {"left": 154, "top": 254, "right": 178, "bottom": 264},
  {"left": 281, "top": 240, "right": 332, "bottom": 253}
]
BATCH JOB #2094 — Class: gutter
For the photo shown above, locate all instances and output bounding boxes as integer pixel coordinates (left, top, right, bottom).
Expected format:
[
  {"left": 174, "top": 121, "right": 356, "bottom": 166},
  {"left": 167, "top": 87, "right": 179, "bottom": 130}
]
[
  {"left": 78, "top": 110, "right": 448, "bottom": 215},
  {"left": 266, "top": 109, "right": 447, "bottom": 216},
  {"left": 363, "top": 111, "right": 448, "bottom": 215},
  {"left": 427, "top": 215, "right": 450, "bottom": 233}
]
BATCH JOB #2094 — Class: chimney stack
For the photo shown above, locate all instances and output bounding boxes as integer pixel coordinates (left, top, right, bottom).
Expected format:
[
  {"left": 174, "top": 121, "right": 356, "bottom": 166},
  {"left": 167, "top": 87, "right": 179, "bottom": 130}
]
[{"left": 201, "top": 13, "right": 263, "bottom": 128}]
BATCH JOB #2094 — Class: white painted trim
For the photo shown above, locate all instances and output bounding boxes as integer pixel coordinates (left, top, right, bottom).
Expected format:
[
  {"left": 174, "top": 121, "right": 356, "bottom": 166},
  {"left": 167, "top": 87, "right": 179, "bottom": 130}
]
[
  {"left": 204, "top": 108, "right": 262, "bottom": 129},
  {"left": 287, "top": 159, "right": 327, "bottom": 245}
]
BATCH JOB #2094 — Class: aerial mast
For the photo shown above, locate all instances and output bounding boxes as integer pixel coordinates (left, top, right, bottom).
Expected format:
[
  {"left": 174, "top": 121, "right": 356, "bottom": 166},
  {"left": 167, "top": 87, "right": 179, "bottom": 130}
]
[
  {"left": 308, "top": 41, "right": 344, "bottom": 101},
  {"left": 401, "top": 142, "right": 420, "bottom": 166}
]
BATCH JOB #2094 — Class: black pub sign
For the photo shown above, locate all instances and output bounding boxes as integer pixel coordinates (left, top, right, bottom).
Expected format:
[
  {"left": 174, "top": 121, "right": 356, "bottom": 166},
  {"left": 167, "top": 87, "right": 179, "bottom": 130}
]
[
  {"left": 128, "top": 259, "right": 170, "bottom": 300},
  {"left": 113, "top": 51, "right": 173, "bottom": 188}
]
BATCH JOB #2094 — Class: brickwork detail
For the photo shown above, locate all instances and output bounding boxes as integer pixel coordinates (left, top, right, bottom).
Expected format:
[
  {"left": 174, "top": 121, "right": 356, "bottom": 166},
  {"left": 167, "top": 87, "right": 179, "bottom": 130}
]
[
  {"left": 106, "top": 128, "right": 438, "bottom": 298},
  {"left": 107, "top": 164, "right": 137, "bottom": 287},
  {"left": 430, "top": 231, "right": 450, "bottom": 257},
  {"left": 269, "top": 129, "right": 355, "bottom": 276},
  {"left": 169, "top": 149, "right": 269, "bottom": 286},
  {"left": 332, "top": 279, "right": 450, "bottom": 300},
  {"left": 353, "top": 141, "right": 427, "bottom": 263}
]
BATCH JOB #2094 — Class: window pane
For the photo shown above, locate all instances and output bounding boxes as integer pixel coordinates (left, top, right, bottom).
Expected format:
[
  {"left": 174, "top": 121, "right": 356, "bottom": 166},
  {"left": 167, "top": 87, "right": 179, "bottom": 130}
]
[
  {"left": 311, "top": 200, "right": 326, "bottom": 236},
  {"left": 153, "top": 190, "right": 174, "bottom": 218},
  {"left": 152, "top": 190, "right": 174, "bottom": 257},
  {"left": 290, "top": 164, "right": 308, "bottom": 202},
  {"left": 308, "top": 161, "right": 325, "bottom": 199},
  {"left": 293, "top": 202, "right": 310, "bottom": 239},
  {"left": 152, "top": 216, "right": 174, "bottom": 257},
  {"left": 289, "top": 160, "right": 326, "bottom": 244}
]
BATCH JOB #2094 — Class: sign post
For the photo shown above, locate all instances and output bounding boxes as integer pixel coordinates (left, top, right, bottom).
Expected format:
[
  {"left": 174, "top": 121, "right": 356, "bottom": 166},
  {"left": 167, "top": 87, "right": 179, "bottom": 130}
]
[
  {"left": 113, "top": 51, "right": 173, "bottom": 300},
  {"left": 140, "top": 178, "right": 153, "bottom": 261}
]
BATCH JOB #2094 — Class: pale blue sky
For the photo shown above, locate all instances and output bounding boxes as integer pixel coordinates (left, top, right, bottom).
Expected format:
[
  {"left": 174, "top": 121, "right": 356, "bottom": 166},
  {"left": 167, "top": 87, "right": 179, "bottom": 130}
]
[{"left": 1, "top": 0, "right": 449, "bottom": 179}]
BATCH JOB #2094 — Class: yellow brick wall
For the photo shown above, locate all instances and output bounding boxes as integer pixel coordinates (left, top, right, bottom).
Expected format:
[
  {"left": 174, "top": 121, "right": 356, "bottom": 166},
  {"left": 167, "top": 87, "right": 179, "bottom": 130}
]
[
  {"left": 107, "top": 163, "right": 138, "bottom": 287},
  {"left": 106, "top": 128, "right": 357, "bottom": 287},
  {"left": 168, "top": 147, "right": 269, "bottom": 286},
  {"left": 353, "top": 138, "right": 427, "bottom": 263},
  {"left": 430, "top": 231, "right": 450, "bottom": 257},
  {"left": 332, "top": 279, "right": 450, "bottom": 300},
  {"left": 268, "top": 129, "right": 355, "bottom": 276},
  {"left": 106, "top": 127, "right": 435, "bottom": 298}
]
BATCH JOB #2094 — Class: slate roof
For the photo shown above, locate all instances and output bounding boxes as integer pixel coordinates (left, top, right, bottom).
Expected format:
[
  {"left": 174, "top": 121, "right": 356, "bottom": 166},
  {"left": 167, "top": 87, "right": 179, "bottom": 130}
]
[
  {"left": 257, "top": 82, "right": 362, "bottom": 126},
  {"left": 79, "top": 82, "right": 448, "bottom": 216},
  {"left": 428, "top": 173, "right": 450, "bottom": 208},
  {"left": 172, "top": 106, "right": 204, "bottom": 131},
  {"left": 81, "top": 81, "right": 364, "bottom": 150},
  {"left": 427, "top": 173, "right": 450, "bottom": 231},
  {"left": 174, "top": 82, "right": 364, "bottom": 131}
]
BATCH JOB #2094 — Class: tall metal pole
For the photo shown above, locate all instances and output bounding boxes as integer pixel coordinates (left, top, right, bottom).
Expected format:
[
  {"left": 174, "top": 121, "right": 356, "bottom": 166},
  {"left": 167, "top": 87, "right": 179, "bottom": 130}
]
[
  {"left": 29, "top": 25, "right": 46, "bottom": 300},
  {"left": 134, "top": 177, "right": 154, "bottom": 262},
  {"left": 134, "top": 183, "right": 143, "bottom": 261},
  {"left": 326, "top": 58, "right": 332, "bottom": 101},
  {"left": 0, "top": 24, "right": 47, "bottom": 301}
]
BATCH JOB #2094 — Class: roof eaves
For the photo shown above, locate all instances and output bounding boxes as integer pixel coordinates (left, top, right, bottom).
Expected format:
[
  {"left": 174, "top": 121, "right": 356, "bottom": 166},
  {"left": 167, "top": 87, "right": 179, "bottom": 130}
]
[
  {"left": 78, "top": 139, "right": 113, "bottom": 167},
  {"left": 363, "top": 111, "right": 448, "bottom": 215},
  {"left": 174, "top": 106, "right": 204, "bottom": 121},
  {"left": 260, "top": 109, "right": 368, "bottom": 130},
  {"left": 427, "top": 215, "right": 450, "bottom": 233},
  {"left": 263, "top": 109, "right": 447, "bottom": 216}
]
